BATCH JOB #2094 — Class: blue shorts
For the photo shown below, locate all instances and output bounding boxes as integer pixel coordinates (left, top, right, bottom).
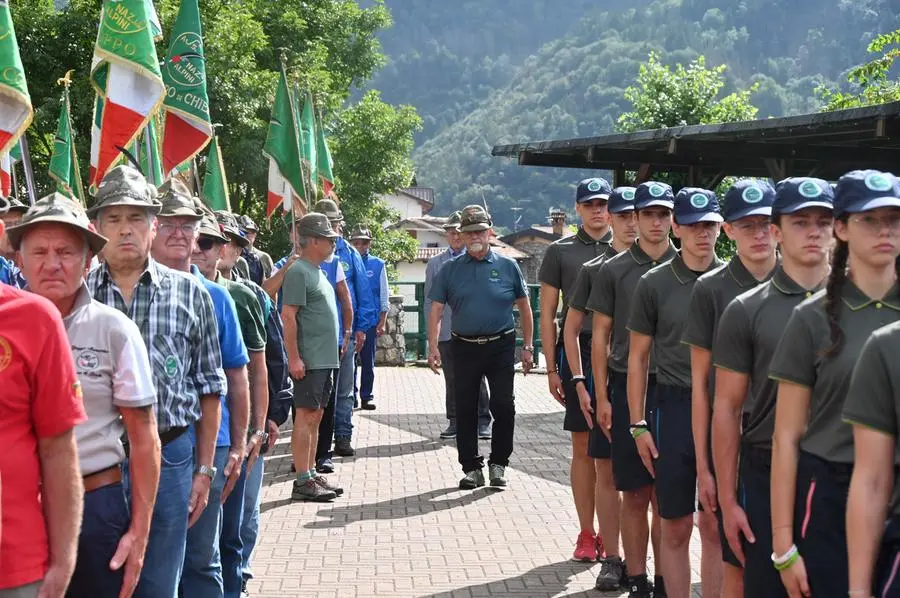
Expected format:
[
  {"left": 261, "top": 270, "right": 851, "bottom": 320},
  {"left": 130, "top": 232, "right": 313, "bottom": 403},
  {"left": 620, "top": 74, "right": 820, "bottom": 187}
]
[
  {"left": 654, "top": 383, "right": 696, "bottom": 519},
  {"left": 609, "top": 369, "right": 657, "bottom": 491}
]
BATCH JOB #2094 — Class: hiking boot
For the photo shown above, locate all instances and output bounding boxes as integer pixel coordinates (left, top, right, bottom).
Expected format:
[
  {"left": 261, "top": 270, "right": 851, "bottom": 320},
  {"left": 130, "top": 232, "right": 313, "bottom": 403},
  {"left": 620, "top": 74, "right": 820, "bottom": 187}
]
[
  {"left": 334, "top": 437, "right": 355, "bottom": 457},
  {"left": 488, "top": 464, "right": 507, "bottom": 487},
  {"left": 316, "top": 458, "right": 334, "bottom": 474},
  {"left": 361, "top": 400, "right": 376, "bottom": 410},
  {"left": 626, "top": 574, "right": 653, "bottom": 598},
  {"left": 440, "top": 421, "right": 457, "bottom": 439},
  {"left": 478, "top": 423, "right": 492, "bottom": 439},
  {"left": 594, "top": 555, "right": 625, "bottom": 591},
  {"left": 459, "top": 468, "right": 485, "bottom": 489},
  {"left": 572, "top": 530, "right": 597, "bottom": 562},
  {"left": 314, "top": 475, "right": 344, "bottom": 496},
  {"left": 291, "top": 479, "right": 336, "bottom": 502}
]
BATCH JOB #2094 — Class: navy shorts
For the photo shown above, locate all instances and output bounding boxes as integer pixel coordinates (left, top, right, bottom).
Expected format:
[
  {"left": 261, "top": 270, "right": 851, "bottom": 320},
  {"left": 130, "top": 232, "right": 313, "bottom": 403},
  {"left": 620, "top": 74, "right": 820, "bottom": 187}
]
[
  {"left": 654, "top": 384, "right": 696, "bottom": 520},
  {"left": 794, "top": 450, "right": 850, "bottom": 595},
  {"left": 609, "top": 369, "right": 657, "bottom": 491},
  {"left": 740, "top": 445, "right": 786, "bottom": 597},
  {"left": 558, "top": 337, "right": 603, "bottom": 439},
  {"left": 876, "top": 516, "right": 900, "bottom": 597}
]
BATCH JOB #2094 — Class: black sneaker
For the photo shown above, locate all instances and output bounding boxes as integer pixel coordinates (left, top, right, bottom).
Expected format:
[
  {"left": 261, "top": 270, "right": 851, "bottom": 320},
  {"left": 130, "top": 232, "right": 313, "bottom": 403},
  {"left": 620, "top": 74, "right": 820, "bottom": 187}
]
[
  {"left": 334, "top": 437, "right": 355, "bottom": 457},
  {"left": 314, "top": 475, "right": 344, "bottom": 496},
  {"left": 316, "top": 458, "right": 335, "bottom": 474},
  {"left": 594, "top": 555, "right": 625, "bottom": 591},
  {"left": 291, "top": 479, "right": 336, "bottom": 502},
  {"left": 361, "top": 400, "right": 376, "bottom": 410},
  {"left": 627, "top": 574, "right": 653, "bottom": 598},
  {"left": 440, "top": 421, "right": 457, "bottom": 439}
]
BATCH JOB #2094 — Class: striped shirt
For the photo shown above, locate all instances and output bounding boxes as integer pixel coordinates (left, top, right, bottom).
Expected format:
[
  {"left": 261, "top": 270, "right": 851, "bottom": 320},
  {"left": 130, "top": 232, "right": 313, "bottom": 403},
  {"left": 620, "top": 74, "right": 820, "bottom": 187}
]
[
  {"left": 0, "top": 256, "right": 25, "bottom": 288},
  {"left": 87, "top": 258, "right": 226, "bottom": 432}
]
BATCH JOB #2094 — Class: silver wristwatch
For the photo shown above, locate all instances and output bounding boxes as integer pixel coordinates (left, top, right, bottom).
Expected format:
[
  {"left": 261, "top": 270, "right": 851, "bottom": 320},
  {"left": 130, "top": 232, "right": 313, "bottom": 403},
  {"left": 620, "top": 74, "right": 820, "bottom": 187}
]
[{"left": 196, "top": 464, "right": 217, "bottom": 479}]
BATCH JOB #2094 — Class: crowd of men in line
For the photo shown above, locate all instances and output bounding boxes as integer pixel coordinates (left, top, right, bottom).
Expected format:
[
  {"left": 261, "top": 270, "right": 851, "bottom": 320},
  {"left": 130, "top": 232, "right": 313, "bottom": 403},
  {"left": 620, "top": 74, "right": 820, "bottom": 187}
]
[
  {"left": 0, "top": 164, "right": 389, "bottom": 598},
  {"left": 519, "top": 173, "right": 900, "bottom": 598}
]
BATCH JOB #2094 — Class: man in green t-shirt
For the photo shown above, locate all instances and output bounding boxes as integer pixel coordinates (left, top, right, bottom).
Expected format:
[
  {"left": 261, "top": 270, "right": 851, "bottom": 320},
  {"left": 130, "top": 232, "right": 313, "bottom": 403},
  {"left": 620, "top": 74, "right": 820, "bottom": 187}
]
[{"left": 282, "top": 213, "right": 346, "bottom": 502}]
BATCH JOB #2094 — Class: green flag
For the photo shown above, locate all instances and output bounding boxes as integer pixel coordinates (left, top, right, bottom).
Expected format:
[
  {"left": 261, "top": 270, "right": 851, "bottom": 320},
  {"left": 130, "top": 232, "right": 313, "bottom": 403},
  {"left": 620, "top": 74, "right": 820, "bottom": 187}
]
[
  {"left": 315, "top": 110, "right": 335, "bottom": 197},
  {"left": 263, "top": 67, "right": 304, "bottom": 218},
  {"left": 161, "top": 0, "right": 212, "bottom": 174},
  {"left": 300, "top": 91, "right": 318, "bottom": 198},
  {"left": 141, "top": 117, "right": 163, "bottom": 186},
  {"left": 0, "top": 0, "right": 32, "bottom": 156},
  {"left": 48, "top": 92, "right": 85, "bottom": 204},
  {"left": 202, "top": 136, "right": 230, "bottom": 212}
]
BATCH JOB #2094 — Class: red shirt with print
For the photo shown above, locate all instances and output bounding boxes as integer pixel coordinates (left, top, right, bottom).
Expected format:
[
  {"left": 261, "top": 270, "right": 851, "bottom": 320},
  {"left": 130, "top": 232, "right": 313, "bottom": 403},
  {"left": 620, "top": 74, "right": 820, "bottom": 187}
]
[{"left": 0, "top": 285, "right": 86, "bottom": 589}]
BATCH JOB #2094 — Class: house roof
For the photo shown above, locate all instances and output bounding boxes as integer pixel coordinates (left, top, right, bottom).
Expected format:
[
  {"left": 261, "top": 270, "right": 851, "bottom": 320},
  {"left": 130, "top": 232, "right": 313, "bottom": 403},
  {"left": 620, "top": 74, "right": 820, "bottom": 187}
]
[
  {"left": 500, "top": 225, "right": 562, "bottom": 245},
  {"left": 388, "top": 216, "right": 447, "bottom": 234},
  {"left": 409, "top": 239, "right": 529, "bottom": 262},
  {"left": 388, "top": 186, "right": 436, "bottom": 215},
  {"left": 491, "top": 101, "right": 900, "bottom": 187}
]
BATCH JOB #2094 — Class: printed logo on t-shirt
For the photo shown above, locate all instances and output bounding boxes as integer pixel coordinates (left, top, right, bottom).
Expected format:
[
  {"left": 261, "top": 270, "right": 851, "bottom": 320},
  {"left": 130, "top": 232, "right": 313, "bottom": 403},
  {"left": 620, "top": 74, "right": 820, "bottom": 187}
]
[
  {"left": 76, "top": 350, "right": 100, "bottom": 372},
  {"left": 489, "top": 268, "right": 501, "bottom": 283},
  {"left": 165, "top": 356, "right": 179, "bottom": 378},
  {"left": 0, "top": 336, "right": 10, "bottom": 372}
]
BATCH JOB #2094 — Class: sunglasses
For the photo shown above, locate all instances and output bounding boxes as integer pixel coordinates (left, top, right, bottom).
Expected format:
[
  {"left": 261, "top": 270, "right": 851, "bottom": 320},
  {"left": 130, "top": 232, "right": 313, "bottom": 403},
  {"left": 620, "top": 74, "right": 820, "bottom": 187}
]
[{"left": 197, "top": 237, "right": 217, "bottom": 251}]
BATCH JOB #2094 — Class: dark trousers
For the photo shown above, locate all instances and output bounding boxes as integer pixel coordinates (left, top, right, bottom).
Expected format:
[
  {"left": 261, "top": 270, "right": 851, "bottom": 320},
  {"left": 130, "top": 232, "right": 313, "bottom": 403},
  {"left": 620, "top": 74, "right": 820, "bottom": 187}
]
[
  {"left": 220, "top": 464, "right": 247, "bottom": 598},
  {"left": 357, "top": 325, "right": 378, "bottom": 401},
  {"left": 67, "top": 481, "right": 129, "bottom": 598},
  {"left": 452, "top": 334, "right": 515, "bottom": 472},
  {"left": 438, "top": 340, "right": 491, "bottom": 425},
  {"left": 316, "top": 375, "right": 340, "bottom": 463}
]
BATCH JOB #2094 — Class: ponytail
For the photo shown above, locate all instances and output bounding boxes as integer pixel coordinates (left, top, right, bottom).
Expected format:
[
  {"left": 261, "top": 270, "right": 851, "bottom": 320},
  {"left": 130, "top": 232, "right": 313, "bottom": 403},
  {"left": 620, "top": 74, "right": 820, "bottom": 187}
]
[{"left": 823, "top": 237, "right": 849, "bottom": 357}]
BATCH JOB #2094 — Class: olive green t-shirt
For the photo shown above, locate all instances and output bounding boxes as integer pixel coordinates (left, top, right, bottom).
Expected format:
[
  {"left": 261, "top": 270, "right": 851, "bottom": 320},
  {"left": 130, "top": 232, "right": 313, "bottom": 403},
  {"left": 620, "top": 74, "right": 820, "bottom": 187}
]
[
  {"left": 585, "top": 239, "right": 677, "bottom": 373},
  {"left": 539, "top": 227, "right": 612, "bottom": 332},
  {"left": 568, "top": 246, "right": 620, "bottom": 313},
  {"left": 713, "top": 267, "right": 822, "bottom": 448},
  {"left": 769, "top": 282, "right": 900, "bottom": 463},
  {"left": 282, "top": 258, "right": 340, "bottom": 370},
  {"left": 628, "top": 253, "right": 723, "bottom": 388},
  {"left": 217, "top": 273, "right": 266, "bottom": 352}
]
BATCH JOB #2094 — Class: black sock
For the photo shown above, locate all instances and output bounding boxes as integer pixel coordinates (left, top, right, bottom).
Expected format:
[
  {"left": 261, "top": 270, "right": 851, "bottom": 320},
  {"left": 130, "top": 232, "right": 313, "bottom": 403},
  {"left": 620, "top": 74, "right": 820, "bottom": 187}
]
[{"left": 654, "top": 575, "right": 666, "bottom": 596}]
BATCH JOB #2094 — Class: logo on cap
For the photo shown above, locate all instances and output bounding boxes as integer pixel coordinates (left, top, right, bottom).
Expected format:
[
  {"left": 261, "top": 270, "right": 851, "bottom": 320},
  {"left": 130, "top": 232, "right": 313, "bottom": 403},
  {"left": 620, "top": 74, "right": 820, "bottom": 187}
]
[
  {"left": 865, "top": 173, "right": 892, "bottom": 192},
  {"left": 621, "top": 189, "right": 635, "bottom": 201},
  {"left": 587, "top": 180, "right": 602, "bottom": 192},
  {"left": 690, "top": 193, "right": 710, "bottom": 209},
  {"left": 798, "top": 180, "right": 823, "bottom": 198},
  {"left": 649, "top": 184, "right": 666, "bottom": 198},
  {"left": 742, "top": 186, "right": 764, "bottom": 203}
]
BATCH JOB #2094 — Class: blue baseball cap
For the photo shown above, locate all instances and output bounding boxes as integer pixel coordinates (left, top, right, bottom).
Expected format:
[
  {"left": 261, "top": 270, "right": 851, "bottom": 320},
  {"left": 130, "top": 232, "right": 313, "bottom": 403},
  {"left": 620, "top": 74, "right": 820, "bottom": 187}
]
[
  {"left": 575, "top": 177, "right": 612, "bottom": 203},
  {"left": 673, "top": 188, "right": 723, "bottom": 225},
  {"left": 723, "top": 179, "right": 775, "bottom": 222},
  {"left": 833, "top": 170, "right": 900, "bottom": 218},
  {"left": 772, "top": 178, "right": 834, "bottom": 216},
  {"left": 634, "top": 181, "right": 674, "bottom": 210},
  {"left": 608, "top": 187, "right": 637, "bottom": 213}
]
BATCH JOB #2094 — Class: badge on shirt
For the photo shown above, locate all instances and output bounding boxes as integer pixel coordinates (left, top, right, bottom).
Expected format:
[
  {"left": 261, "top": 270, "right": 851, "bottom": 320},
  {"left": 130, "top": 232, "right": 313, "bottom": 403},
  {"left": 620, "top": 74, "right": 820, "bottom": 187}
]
[
  {"left": 165, "top": 356, "right": 179, "bottom": 378},
  {"left": 76, "top": 350, "right": 100, "bottom": 372},
  {"left": 341, "top": 260, "right": 351, "bottom": 273},
  {"left": 367, "top": 270, "right": 374, "bottom": 277},
  {"left": 489, "top": 269, "right": 501, "bottom": 283},
  {"left": 73, "top": 381, "right": 83, "bottom": 401},
  {"left": 0, "top": 336, "right": 10, "bottom": 372}
]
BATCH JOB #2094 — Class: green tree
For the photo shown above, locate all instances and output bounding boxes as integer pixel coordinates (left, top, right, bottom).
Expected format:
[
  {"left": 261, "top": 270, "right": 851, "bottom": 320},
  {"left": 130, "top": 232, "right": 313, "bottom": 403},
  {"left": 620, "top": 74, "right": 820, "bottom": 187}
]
[
  {"left": 817, "top": 29, "right": 900, "bottom": 110},
  {"left": 618, "top": 52, "right": 760, "bottom": 258}
]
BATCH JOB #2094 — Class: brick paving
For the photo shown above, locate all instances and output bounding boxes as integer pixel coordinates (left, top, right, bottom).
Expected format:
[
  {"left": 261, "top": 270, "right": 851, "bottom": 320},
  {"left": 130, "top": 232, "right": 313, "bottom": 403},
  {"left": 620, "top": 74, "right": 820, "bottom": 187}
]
[{"left": 247, "top": 367, "right": 704, "bottom": 597}]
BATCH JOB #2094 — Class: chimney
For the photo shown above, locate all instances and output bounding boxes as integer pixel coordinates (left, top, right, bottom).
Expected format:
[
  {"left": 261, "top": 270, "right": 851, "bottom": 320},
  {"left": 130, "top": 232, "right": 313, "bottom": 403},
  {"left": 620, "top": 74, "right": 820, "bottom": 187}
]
[{"left": 550, "top": 209, "right": 567, "bottom": 236}]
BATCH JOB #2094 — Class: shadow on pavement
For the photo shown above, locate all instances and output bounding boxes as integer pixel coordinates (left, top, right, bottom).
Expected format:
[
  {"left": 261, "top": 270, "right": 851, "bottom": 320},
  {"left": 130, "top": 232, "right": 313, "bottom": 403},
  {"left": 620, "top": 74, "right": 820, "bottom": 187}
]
[
  {"left": 414, "top": 559, "right": 605, "bottom": 598},
  {"left": 303, "top": 486, "right": 496, "bottom": 530}
]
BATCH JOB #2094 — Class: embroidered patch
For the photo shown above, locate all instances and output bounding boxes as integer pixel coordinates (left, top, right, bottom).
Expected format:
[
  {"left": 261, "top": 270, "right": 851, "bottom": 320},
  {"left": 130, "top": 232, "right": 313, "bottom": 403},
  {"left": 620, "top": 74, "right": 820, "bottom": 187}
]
[
  {"left": 165, "top": 356, "right": 179, "bottom": 378},
  {"left": 690, "top": 193, "right": 710, "bottom": 209},
  {"left": 587, "top": 179, "right": 602, "bottom": 192},
  {"left": 621, "top": 189, "right": 635, "bottom": 201},
  {"left": 798, "top": 180, "right": 823, "bottom": 198},
  {"left": 865, "top": 172, "right": 892, "bottom": 192},
  {"left": 649, "top": 183, "right": 666, "bottom": 198},
  {"left": 742, "top": 186, "right": 764, "bottom": 203}
]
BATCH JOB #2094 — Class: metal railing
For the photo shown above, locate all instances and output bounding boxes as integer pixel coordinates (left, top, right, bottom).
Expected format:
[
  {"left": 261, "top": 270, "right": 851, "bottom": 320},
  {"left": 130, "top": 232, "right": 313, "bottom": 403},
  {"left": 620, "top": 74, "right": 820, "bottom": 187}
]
[{"left": 394, "top": 281, "right": 543, "bottom": 360}]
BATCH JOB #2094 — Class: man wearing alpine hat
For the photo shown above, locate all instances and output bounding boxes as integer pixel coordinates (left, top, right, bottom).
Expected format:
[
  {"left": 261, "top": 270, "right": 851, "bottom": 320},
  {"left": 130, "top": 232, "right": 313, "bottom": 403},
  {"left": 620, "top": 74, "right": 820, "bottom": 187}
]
[
  {"left": 428, "top": 205, "right": 534, "bottom": 490},
  {"left": 10, "top": 193, "right": 161, "bottom": 598}
]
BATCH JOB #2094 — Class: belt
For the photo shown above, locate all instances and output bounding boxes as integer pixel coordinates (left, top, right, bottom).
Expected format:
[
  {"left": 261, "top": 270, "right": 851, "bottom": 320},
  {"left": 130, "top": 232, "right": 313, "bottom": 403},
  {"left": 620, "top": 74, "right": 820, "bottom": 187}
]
[
  {"left": 83, "top": 465, "right": 122, "bottom": 493},
  {"left": 452, "top": 329, "right": 515, "bottom": 344},
  {"left": 159, "top": 425, "right": 189, "bottom": 447}
]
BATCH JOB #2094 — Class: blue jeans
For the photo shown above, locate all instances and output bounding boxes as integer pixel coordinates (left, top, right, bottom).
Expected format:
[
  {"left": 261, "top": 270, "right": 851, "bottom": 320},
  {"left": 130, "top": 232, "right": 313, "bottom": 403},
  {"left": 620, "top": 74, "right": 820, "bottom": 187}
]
[
  {"left": 220, "top": 456, "right": 247, "bottom": 598},
  {"left": 334, "top": 338, "right": 357, "bottom": 440},
  {"left": 240, "top": 456, "right": 264, "bottom": 581},
  {"left": 180, "top": 446, "right": 229, "bottom": 598},
  {"left": 357, "top": 325, "right": 378, "bottom": 401},
  {"left": 67, "top": 480, "right": 129, "bottom": 598},
  {"left": 133, "top": 432, "right": 193, "bottom": 598}
]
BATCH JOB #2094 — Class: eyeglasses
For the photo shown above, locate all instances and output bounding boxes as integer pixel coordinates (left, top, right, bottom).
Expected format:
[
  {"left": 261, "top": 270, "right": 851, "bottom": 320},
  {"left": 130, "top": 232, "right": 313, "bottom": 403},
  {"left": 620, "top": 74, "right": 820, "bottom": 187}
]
[
  {"left": 197, "top": 237, "right": 217, "bottom": 251},
  {"left": 159, "top": 222, "right": 200, "bottom": 236},
  {"left": 732, "top": 219, "right": 772, "bottom": 234},
  {"left": 849, "top": 213, "right": 900, "bottom": 232}
]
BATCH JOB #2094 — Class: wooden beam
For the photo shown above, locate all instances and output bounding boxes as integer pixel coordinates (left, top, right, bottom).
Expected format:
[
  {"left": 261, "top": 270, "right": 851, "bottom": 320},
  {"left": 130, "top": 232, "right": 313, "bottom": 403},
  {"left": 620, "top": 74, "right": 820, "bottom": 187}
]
[
  {"left": 702, "top": 170, "right": 726, "bottom": 190},
  {"left": 636, "top": 164, "right": 654, "bottom": 184},
  {"left": 688, "top": 165, "right": 700, "bottom": 186},
  {"left": 876, "top": 116, "right": 887, "bottom": 138},
  {"left": 667, "top": 138, "right": 678, "bottom": 155},
  {"left": 764, "top": 158, "right": 786, "bottom": 181},
  {"left": 614, "top": 169, "right": 627, "bottom": 187}
]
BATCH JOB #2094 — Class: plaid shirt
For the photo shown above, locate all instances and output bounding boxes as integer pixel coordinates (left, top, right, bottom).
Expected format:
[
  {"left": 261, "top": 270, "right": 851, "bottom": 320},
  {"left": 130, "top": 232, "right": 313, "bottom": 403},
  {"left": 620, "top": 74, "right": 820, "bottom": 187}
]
[
  {"left": 87, "top": 258, "right": 225, "bottom": 431},
  {"left": 0, "top": 256, "right": 26, "bottom": 288}
]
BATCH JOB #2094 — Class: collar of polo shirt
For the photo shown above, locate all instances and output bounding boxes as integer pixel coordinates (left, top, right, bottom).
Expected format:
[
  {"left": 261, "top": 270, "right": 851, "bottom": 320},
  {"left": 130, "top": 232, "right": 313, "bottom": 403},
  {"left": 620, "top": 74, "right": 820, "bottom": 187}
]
[{"left": 842, "top": 279, "right": 900, "bottom": 311}]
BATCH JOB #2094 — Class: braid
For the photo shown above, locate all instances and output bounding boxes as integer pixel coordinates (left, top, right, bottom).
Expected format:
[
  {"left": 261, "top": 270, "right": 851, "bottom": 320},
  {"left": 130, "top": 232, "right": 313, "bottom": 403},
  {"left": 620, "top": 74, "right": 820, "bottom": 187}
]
[{"left": 823, "top": 238, "right": 849, "bottom": 357}]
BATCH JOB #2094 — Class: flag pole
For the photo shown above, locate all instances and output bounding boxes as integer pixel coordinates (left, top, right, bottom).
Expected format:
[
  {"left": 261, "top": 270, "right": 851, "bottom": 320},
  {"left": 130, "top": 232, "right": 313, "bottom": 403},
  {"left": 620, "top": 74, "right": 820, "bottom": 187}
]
[
  {"left": 10, "top": 161, "right": 18, "bottom": 202},
  {"left": 19, "top": 135, "right": 35, "bottom": 204},
  {"left": 58, "top": 71, "right": 86, "bottom": 204},
  {"left": 145, "top": 126, "right": 157, "bottom": 186}
]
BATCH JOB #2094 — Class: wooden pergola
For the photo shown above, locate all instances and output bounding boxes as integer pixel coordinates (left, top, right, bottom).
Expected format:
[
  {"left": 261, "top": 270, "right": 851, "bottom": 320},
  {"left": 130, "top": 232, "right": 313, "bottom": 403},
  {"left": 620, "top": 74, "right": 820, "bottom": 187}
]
[{"left": 491, "top": 101, "right": 900, "bottom": 188}]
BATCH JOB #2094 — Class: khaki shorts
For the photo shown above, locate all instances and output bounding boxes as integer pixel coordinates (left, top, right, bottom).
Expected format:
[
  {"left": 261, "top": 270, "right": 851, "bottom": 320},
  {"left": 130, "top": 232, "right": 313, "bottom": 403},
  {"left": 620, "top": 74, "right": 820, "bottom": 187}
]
[
  {"left": 292, "top": 368, "right": 336, "bottom": 410},
  {"left": 0, "top": 581, "right": 41, "bottom": 598}
]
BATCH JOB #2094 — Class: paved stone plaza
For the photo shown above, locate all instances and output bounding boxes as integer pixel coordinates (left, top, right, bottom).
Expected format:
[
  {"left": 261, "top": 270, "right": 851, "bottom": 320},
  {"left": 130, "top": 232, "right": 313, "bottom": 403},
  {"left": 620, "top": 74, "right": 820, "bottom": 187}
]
[{"left": 248, "top": 367, "right": 703, "bottom": 597}]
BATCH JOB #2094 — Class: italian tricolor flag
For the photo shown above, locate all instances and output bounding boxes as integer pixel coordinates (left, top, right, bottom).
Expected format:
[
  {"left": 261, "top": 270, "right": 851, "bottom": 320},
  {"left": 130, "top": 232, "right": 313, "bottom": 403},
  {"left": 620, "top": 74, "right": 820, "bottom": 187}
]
[
  {"left": 0, "top": 140, "right": 20, "bottom": 199},
  {"left": 89, "top": 0, "right": 164, "bottom": 189},
  {"left": 0, "top": 0, "right": 32, "bottom": 158}
]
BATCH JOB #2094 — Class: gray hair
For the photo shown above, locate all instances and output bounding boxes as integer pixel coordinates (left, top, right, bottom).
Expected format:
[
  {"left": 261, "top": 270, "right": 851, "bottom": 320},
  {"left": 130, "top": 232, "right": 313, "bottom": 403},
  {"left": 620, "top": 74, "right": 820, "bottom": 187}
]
[{"left": 297, "top": 235, "right": 312, "bottom": 249}]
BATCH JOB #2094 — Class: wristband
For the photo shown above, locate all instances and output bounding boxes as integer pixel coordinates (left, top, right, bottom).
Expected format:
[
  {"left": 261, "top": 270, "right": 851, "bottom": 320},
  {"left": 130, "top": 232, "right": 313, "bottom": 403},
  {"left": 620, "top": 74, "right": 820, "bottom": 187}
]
[
  {"left": 547, "top": 368, "right": 558, "bottom": 375},
  {"left": 771, "top": 544, "right": 799, "bottom": 571},
  {"left": 570, "top": 374, "right": 587, "bottom": 385},
  {"left": 629, "top": 420, "right": 648, "bottom": 430}
]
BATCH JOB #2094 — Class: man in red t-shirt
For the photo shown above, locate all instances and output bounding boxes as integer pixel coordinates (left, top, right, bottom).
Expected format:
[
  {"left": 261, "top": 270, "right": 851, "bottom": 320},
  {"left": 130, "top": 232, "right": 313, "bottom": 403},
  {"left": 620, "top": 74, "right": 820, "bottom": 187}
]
[{"left": 0, "top": 198, "right": 86, "bottom": 598}]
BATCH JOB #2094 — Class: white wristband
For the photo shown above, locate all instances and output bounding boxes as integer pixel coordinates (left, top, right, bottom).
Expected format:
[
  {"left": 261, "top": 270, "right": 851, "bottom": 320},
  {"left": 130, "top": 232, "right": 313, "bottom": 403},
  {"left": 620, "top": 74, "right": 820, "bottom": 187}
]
[{"left": 771, "top": 544, "right": 798, "bottom": 566}]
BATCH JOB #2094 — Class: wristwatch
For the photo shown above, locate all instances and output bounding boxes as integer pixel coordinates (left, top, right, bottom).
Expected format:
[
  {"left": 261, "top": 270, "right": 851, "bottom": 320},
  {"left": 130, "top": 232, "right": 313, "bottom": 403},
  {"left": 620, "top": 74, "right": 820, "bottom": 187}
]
[
  {"left": 523, "top": 345, "right": 534, "bottom": 352},
  {"left": 248, "top": 428, "right": 266, "bottom": 441},
  {"left": 195, "top": 464, "right": 217, "bottom": 480}
]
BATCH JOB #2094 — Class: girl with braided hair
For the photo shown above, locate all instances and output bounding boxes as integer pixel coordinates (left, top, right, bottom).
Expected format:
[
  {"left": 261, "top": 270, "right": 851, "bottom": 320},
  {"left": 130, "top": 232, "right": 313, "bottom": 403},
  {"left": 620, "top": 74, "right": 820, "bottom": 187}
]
[{"left": 768, "top": 170, "right": 900, "bottom": 598}]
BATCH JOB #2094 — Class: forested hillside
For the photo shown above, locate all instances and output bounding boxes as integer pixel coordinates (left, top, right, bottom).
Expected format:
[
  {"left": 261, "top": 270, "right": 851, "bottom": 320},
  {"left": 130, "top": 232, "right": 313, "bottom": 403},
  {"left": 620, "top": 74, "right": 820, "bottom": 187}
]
[{"left": 371, "top": 0, "right": 900, "bottom": 229}]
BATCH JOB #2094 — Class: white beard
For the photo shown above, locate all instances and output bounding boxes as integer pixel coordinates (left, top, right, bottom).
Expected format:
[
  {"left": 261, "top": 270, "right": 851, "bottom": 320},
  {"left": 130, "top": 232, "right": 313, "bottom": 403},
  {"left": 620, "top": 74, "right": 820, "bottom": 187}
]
[{"left": 469, "top": 242, "right": 485, "bottom": 253}]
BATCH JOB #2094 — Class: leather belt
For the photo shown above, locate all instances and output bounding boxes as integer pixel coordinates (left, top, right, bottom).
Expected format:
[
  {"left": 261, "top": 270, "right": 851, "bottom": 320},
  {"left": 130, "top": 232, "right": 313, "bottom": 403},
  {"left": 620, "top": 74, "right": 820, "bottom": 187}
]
[
  {"left": 452, "top": 329, "right": 515, "bottom": 344},
  {"left": 83, "top": 465, "right": 122, "bottom": 493},
  {"left": 159, "top": 425, "right": 189, "bottom": 447}
]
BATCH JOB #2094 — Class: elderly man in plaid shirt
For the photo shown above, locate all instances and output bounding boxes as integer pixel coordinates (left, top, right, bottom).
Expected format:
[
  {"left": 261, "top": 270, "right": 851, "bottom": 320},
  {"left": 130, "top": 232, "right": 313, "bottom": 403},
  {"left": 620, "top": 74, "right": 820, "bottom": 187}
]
[{"left": 87, "top": 165, "right": 226, "bottom": 598}]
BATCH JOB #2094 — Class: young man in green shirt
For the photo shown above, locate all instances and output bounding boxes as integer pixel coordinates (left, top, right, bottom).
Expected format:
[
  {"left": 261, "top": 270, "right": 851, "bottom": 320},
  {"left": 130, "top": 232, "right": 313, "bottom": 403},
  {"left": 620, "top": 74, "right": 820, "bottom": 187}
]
[{"left": 282, "top": 213, "right": 349, "bottom": 502}]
